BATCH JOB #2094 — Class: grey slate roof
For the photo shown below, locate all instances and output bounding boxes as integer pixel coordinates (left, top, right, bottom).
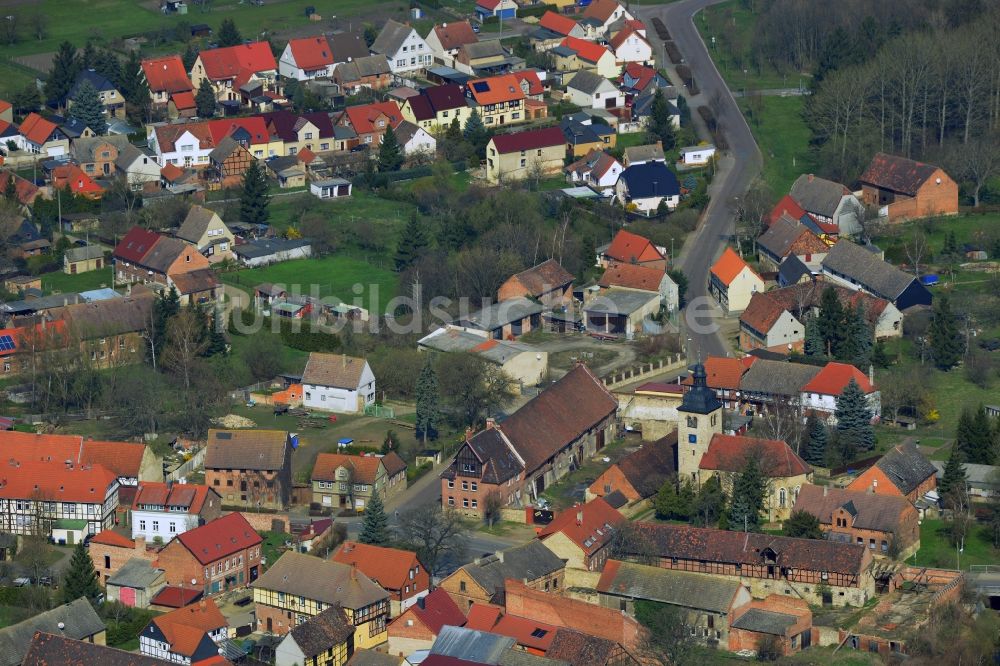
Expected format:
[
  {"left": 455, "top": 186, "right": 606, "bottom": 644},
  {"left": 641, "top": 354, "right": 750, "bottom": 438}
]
[
  {"left": 461, "top": 541, "right": 564, "bottom": 597},
  {"left": 327, "top": 31, "right": 369, "bottom": 63},
  {"left": 70, "top": 134, "right": 131, "bottom": 164},
  {"left": 234, "top": 237, "right": 311, "bottom": 260},
  {"left": 253, "top": 551, "right": 388, "bottom": 610},
  {"left": 108, "top": 557, "right": 164, "bottom": 589},
  {"left": 566, "top": 70, "right": 611, "bottom": 95},
  {"left": 336, "top": 54, "right": 391, "bottom": 81},
  {"left": 430, "top": 626, "right": 515, "bottom": 665},
  {"left": 176, "top": 204, "right": 223, "bottom": 244},
  {"left": 0, "top": 598, "right": 106, "bottom": 666},
  {"left": 873, "top": 443, "right": 936, "bottom": 495},
  {"left": 757, "top": 215, "right": 822, "bottom": 260},
  {"left": 932, "top": 461, "right": 1000, "bottom": 490},
  {"left": 598, "top": 560, "right": 741, "bottom": 613},
  {"left": 790, "top": 174, "right": 848, "bottom": 218},
  {"left": 583, "top": 288, "right": 658, "bottom": 316},
  {"left": 679, "top": 363, "right": 723, "bottom": 415},
  {"left": 731, "top": 608, "right": 797, "bottom": 635},
  {"left": 821, "top": 240, "right": 917, "bottom": 301},
  {"left": 140, "top": 236, "right": 189, "bottom": 273},
  {"left": 739, "top": 359, "right": 822, "bottom": 397},
  {"left": 371, "top": 20, "right": 414, "bottom": 56},
  {"left": 286, "top": 605, "right": 354, "bottom": 659},
  {"left": 455, "top": 297, "right": 544, "bottom": 331},
  {"left": 394, "top": 120, "right": 424, "bottom": 147},
  {"left": 65, "top": 244, "right": 105, "bottom": 262},
  {"left": 778, "top": 254, "right": 811, "bottom": 286}
]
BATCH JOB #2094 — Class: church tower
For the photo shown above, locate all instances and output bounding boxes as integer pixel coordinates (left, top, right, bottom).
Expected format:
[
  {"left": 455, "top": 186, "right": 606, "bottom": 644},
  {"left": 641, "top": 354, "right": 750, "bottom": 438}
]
[{"left": 677, "top": 363, "right": 723, "bottom": 484}]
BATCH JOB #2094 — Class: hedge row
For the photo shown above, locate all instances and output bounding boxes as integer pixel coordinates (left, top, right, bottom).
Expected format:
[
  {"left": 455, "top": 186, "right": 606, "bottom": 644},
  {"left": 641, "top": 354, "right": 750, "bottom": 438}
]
[{"left": 664, "top": 41, "right": 682, "bottom": 64}]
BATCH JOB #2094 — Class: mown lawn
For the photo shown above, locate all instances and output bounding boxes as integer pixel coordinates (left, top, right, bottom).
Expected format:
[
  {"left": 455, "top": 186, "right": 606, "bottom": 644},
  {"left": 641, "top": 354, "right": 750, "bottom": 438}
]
[
  {"left": 911, "top": 519, "right": 1000, "bottom": 570},
  {"left": 40, "top": 267, "right": 114, "bottom": 295},
  {"left": 221, "top": 255, "right": 399, "bottom": 313},
  {"left": 739, "top": 95, "right": 818, "bottom": 194}
]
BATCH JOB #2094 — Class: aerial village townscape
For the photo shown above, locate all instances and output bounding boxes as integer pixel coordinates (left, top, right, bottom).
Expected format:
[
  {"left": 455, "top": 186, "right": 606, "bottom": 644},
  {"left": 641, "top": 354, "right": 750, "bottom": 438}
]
[{"left": 0, "top": 0, "right": 996, "bottom": 664}]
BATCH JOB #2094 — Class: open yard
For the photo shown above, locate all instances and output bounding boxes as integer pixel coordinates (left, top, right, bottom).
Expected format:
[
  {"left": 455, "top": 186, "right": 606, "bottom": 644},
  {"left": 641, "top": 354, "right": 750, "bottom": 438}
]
[
  {"left": 40, "top": 267, "right": 114, "bottom": 295},
  {"left": 221, "top": 255, "right": 399, "bottom": 314},
  {"left": 739, "top": 95, "right": 817, "bottom": 195},
  {"left": 911, "top": 519, "right": 1000, "bottom": 571}
]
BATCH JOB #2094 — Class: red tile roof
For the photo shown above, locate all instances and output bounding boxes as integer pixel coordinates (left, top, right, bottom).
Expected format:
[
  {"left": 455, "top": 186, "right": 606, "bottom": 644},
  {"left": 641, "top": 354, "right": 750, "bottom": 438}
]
[
  {"left": 859, "top": 152, "right": 944, "bottom": 196},
  {"left": 160, "top": 162, "right": 185, "bottom": 182},
  {"left": 287, "top": 36, "right": 335, "bottom": 70},
  {"left": 618, "top": 63, "right": 657, "bottom": 92},
  {"left": 114, "top": 226, "right": 161, "bottom": 264},
  {"left": 0, "top": 458, "right": 117, "bottom": 503},
  {"left": 142, "top": 55, "right": 194, "bottom": 94},
  {"left": 133, "top": 482, "right": 214, "bottom": 514},
  {"left": 0, "top": 322, "right": 68, "bottom": 358},
  {"left": 19, "top": 113, "right": 58, "bottom": 146},
  {"left": 560, "top": 36, "right": 611, "bottom": 64},
  {"left": 538, "top": 497, "right": 624, "bottom": 556},
  {"left": 681, "top": 356, "right": 753, "bottom": 391},
  {"left": 296, "top": 147, "right": 316, "bottom": 164},
  {"left": 467, "top": 73, "right": 525, "bottom": 106},
  {"left": 198, "top": 41, "right": 277, "bottom": 88},
  {"left": 699, "top": 434, "right": 811, "bottom": 477},
  {"left": 604, "top": 229, "right": 664, "bottom": 264},
  {"left": 0, "top": 99, "right": 10, "bottom": 115},
  {"left": 171, "top": 90, "right": 196, "bottom": 111},
  {"left": 539, "top": 11, "right": 579, "bottom": 36},
  {"left": 767, "top": 194, "right": 809, "bottom": 226},
  {"left": 150, "top": 586, "right": 204, "bottom": 609},
  {"left": 403, "top": 587, "right": 466, "bottom": 634},
  {"left": 153, "top": 122, "right": 214, "bottom": 154},
  {"left": 82, "top": 440, "right": 148, "bottom": 480},
  {"left": 51, "top": 164, "right": 104, "bottom": 196},
  {"left": 465, "top": 606, "right": 558, "bottom": 651},
  {"left": 0, "top": 170, "right": 40, "bottom": 205},
  {"left": 433, "top": 21, "right": 479, "bottom": 50},
  {"left": 739, "top": 291, "right": 790, "bottom": 335},
  {"left": 332, "top": 541, "right": 422, "bottom": 592},
  {"left": 710, "top": 247, "right": 755, "bottom": 286},
  {"left": 175, "top": 512, "right": 261, "bottom": 565},
  {"left": 801, "top": 362, "right": 874, "bottom": 395},
  {"left": 489, "top": 126, "right": 564, "bottom": 154},
  {"left": 609, "top": 25, "right": 647, "bottom": 51},
  {"left": 504, "top": 258, "right": 574, "bottom": 297},
  {"left": 584, "top": 0, "right": 626, "bottom": 23},
  {"left": 513, "top": 70, "right": 543, "bottom": 96},
  {"left": 312, "top": 452, "right": 382, "bottom": 485},
  {"left": 206, "top": 117, "right": 271, "bottom": 146},
  {"left": 342, "top": 101, "right": 403, "bottom": 135},
  {"left": 151, "top": 598, "right": 227, "bottom": 657},
  {"left": 597, "top": 263, "right": 665, "bottom": 292},
  {"left": 90, "top": 530, "right": 136, "bottom": 548}
]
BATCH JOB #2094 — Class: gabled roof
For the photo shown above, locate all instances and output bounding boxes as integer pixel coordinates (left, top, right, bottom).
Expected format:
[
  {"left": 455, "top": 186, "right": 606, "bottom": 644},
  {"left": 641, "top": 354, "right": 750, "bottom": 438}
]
[
  {"left": 870, "top": 443, "right": 936, "bottom": 495},
  {"left": 287, "top": 36, "right": 335, "bottom": 70},
  {"left": 198, "top": 41, "right": 277, "bottom": 87},
  {"left": 371, "top": 19, "right": 416, "bottom": 56},
  {"left": 739, "top": 291, "right": 792, "bottom": 335},
  {"left": 566, "top": 70, "right": 613, "bottom": 95},
  {"left": 400, "top": 587, "right": 466, "bottom": 634},
  {"left": 710, "top": 247, "right": 756, "bottom": 286},
  {"left": 617, "top": 63, "right": 662, "bottom": 94},
  {"left": 70, "top": 134, "right": 131, "bottom": 164},
  {"left": 604, "top": 229, "right": 664, "bottom": 264},
  {"left": 23, "top": 632, "right": 172, "bottom": 666},
  {"left": 142, "top": 55, "right": 194, "bottom": 94},
  {"left": 0, "top": 457, "right": 117, "bottom": 504},
  {"left": 206, "top": 116, "right": 271, "bottom": 146},
  {"left": 757, "top": 216, "right": 827, "bottom": 260},
  {"left": 618, "top": 162, "right": 679, "bottom": 199},
  {"left": 458, "top": 541, "right": 564, "bottom": 598},
  {"left": 136, "top": 235, "right": 194, "bottom": 273},
  {"left": 609, "top": 25, "right": 648, "bottom": 51},
  {"left": 327, "top": 31, "right": 369, "bottom": 63},
  {"left": 420, "top": 84, "right": 468, "bottom": 115},
  {"left": 681, "top": 356, "right": 753, "bottom": 392},
  {"left": 253, "top": 551, "right": 389, "bottom": 609},
  {"left": 133, "top": 482, "right": 215, "bottom": 514},
  {"left": 153, "top": 122, "right": 213, "bottom": 154},
  {"left": 334, "top": 54, "right": 391, "bottom": 82},
  {"left": 801, "top": 362, "right": 874, "bottom": 396},
  {"left": 789, "top": 174, "right": 850, "bottom": 218},
  {"left": 90, "top": 530, "right": 136, "bottom": 548},
  {"left": 52, "top": 164, "right": 103, "bottom": 196},
  {"left": 67, "top": 69, "right": 117, "bottom": 99},
  {"left": 630, "top": 522, "right": 869, "bottom": 575},
  {"left": 700, "top": 433, "right": 811, "bottom": 477},
  {"left": 821, "top": 239, "right": 918, "bottom": 301},
  {"left": 288, "top": 606, "right": 354, "bottom": 659},
  {"left": 52, "top": 291, "right": 155, "bottom": 338},
  {"left": 545, "top": 629, "right": 629, "bottom": 666},
  {"left": 598, "top": 559, "right": 742, "bottom": 613},
  {"left": 539, "top": 11, "right": 579, "bottom": 36},
  {"left": 432, "top": 21, "right": 479, "bottom": 50},
  {"left": 176, "top": 204, "right": 225, "bottom": 244},
  {"left": 312, "top": 453, "right": 382, "bottom": 485},
  {"left": 175, "top": 513, "right": 261, "bottom": 566},
  {"left": 261, "top": 110, "right": 335, "bottom": 141},
  {"left": 302, "top": 352, "right": 370, "bottom": 389},
  {"left": 739, "top": 358, "right": 822, "bottom": 398},
  {"left": 622, "top": 143, "right": 664, "bottom": 164},
  {"left": 611, "top": 434, "right": 675, "bottom": 498},
  {"left": 505, "top": 258, "right": 573, "bottom": 297},
  {"left": 859, "top": 152, "right": 944, "bottom": 196},
  {"left": 597, "top": 263, "right": 665, "bottom": 292},
  {"left": 18, "top": 113, "right": 58, "bottom": 146},
  {"left": 559, "top": 36, "right": 611, "bottom": 64},
  {"left": 430, "top": 626, "right": 514, "bottom": 664},
  {"left": 538, "top": 497, "right": 624, "bottom": 556},
  {"left": 171, "top": 90, "right": 196, "bottom": 111},
  {"left": 767, "top": 194, "right": 811, "bottom": 226},
  {"left": 0, "top": 171, "right": 39, "bottom": 206},
  {"left": 793, "top": 485, "right": 913, "bottom": 532},
  {"left": 489, "top": 126, "right": 563, "bottom": 154},
  {"left": 0, "top": 599, "right": 106, "bottom": 666},
  {"left": 513, "top": 70, "right": 543, "bottom": 96},
  {"left": 333, "top": 541, "right": 421, "bottom": 592},
  {"left": 583, "top": 0, "right": 627, "bottom": 23},
  {"left": 464, "top": 607, "right": 557, "bottom": 653},
  {"left": 460, "top": 40, "right": 506, "bottom": 61},
  {"left": 468, "top": 74, "right": 524, "bottom": 106},
  {"left": 205, "top": 429, "right": 289, "bottom": 471},
  {"left": 342, "top": 101, "right": 403, "bottom": 135},
  {"left": 150, "top": 598, "right": 227, "bottom": 657}
]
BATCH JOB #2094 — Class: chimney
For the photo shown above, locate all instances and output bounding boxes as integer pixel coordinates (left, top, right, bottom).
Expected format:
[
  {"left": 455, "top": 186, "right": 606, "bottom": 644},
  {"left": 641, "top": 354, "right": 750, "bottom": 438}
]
[
  {"left": 417, "top": 595, "right": 426, "bottom": 610},
  {"left": 868, "top": 364, "right": 874, "bottom": 387},
  {"left": 486, "top": 417, "right": 496, "bottom": 430},
  {"left": 350, "top": 563, "right": 358, "bottom": 581},
  {"left": 808, "top": 174, "right": 814, "bottom": 181},
  {"left": 823, "top": 486, "right": 828, "bottom": 497},
  {"left": 342, "top": 354, "right": 347, "bottom": 367},
  {"left": 465, "top": 426, "right": 473, "bottom": 442},
  {"left": 576, "top": 510, "right": 583, "bottom": 526}
]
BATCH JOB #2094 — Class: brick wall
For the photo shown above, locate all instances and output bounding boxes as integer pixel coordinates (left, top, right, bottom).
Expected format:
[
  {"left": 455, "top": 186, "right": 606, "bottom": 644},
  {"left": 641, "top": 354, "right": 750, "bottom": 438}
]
[
  {"left": 256, "top": 602, "right": 296, "bottom": 635},
  {"left": 587, "top": 465, "right": 640, "bottom": 503},
  {"left": 90, "top": 537, "right": 156, "bottom": 585},
  {"left": 387, "top": 610, "right": 437, "bottom": 656},
  {"left": 221, "top": 510, "right": 288, "bottom": 533}
]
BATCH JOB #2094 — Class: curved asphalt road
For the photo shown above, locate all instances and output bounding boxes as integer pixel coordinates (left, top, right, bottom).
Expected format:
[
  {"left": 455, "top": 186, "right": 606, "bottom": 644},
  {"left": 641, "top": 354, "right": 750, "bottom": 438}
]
[{"left": 638, "top": 0, "right": 763, "bottom": 361}]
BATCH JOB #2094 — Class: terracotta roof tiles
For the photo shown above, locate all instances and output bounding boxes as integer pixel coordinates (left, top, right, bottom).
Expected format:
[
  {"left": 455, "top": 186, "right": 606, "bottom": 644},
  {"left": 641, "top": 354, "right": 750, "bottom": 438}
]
[
  {"left": 801, "top": 362, "right": 874, "bottom": 396},
  {"left": 699, "top": 433, "right": 811, "bottom": 477},
  {"left": 604, "top": 229, "right": 664, "bottom": 264},
  {"left": 538, "top": 497, "right": 624, "bottom": 556},
  {"left": 175, "top": 513, "right": 261, "bottom": 566},
  {"left": 859, "top": 152, "right": 942, "bottom": 197},
  {"left": 142, "top": 55, "right": 194, "bottom": 94},
  {"left": 312, "top": 453, "right": 381, "bottom": 485},
  {"left": 710, "top": 247, "right": 756, "bottom": 286},
  {"left": 332, "top": 541, "right": 422, "bottom": 592},
  {"left": 597, "top": 263, "right": 665, "bottom": 292}
]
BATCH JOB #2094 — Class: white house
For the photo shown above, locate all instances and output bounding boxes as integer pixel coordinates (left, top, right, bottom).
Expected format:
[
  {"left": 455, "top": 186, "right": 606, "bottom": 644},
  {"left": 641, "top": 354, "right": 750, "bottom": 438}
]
[
  {"left": 680, "top": 144, "right": 717, "bottom": 166},
  {"left": 396, "top": 120, "right": 436, "bottom": 156},
  {"left": 149, "top": 126, "right": 213, "bottom": 168},
  {"left": 709, "top": 247, "right": 765, "bottom": 314},
  {"left": 424, "top": 21, "right": 479, "bottom": 65},
  {"left": 301, "top": 352, "right": 376, "bottom": 414},
  {"left": 116, "top": 145, "right": 162, "bottom": 188},
  {"left": 799, "top": 362, "right": 881, "bottom": 421},
  {"left": 371, "top": 19, "right": 432, "bottom": 75},
  {"left": 278, "top": 36, "right": 336, "bottom": 81},
  {"left": 130, "top": 482, "right": 220, "bottom": 543},
  {"left": 566, "top": 150, "right": 623, "bottom": 197},
  {"left": 609, "top": 26, "right": 653, "bottom": 64},
  {"left": 310, "top": 178, "right": 353, "bottom": 200},
  {"left": 614, "top": 162, "right": 680, "bottom": 215},
  {"left": 582, "top": 0, "right": 634, "bottom": 36},
  {"left": 565, "top": 70, "right": 625, "bottom": 110}
]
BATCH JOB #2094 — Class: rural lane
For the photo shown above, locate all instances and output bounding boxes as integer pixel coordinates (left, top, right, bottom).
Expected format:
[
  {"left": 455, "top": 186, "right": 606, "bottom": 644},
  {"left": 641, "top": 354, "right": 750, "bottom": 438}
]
[{"left": 637, "top": 0, "right": 763, "bottom": 361}]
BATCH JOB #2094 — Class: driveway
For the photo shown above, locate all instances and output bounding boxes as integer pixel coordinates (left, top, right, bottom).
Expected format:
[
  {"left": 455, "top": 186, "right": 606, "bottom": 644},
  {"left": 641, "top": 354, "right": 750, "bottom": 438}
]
[
  {"left": 638, "top": 0, "right": 763, "bottom": 361},
  {"left": 533, "top": 336, "right": 639, "bottom": 378}
]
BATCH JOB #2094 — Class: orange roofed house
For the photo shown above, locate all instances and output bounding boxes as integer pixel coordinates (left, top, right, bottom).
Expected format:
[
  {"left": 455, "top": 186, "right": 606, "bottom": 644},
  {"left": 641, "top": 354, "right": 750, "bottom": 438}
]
[
  {"left": 333, "top": 541, "right": 429, "bottom": 615},
  {"left": 846, "top": 442, "right": 937, "bottom": 504},
  {"left": 387, "top": 587, "right": 467, "bottom": 656},
  {"left": 336, "top": 101, "right": 403, "bottom": 148},
  {"left": 709, "top": 247, "right": 764, "bottom": 314},
  {"left": 141, "top": 55, "right": 195, "bottom": 118},
  {"left": 598, "top": 229, "right": 667, "bottom": 270},
  {"left": 466, "top": 73, "right": 526, "bottom": 128},
  {"left": 800, "top": 361, "right": 881, "bottom": 420},
  {"left": 440, "top": 364, "right": 618, "bottom": 516},
  {"left": 859, "top": 152, "right": 958, "bottom": 222},
  {"left": 537, "top": 496, "right": 625, "bottom": 571},
  {"left": 139, "top": 597, "right": 230, "bottom": 664},
  {"left": 190, "top": 41, "right": 278, "bottom": 106},
  {"left": 155, "top": 512, "right": 263, "bottom": 595},
  {"left": 497, "top": 258, "right": 574, "bottom": 308}
]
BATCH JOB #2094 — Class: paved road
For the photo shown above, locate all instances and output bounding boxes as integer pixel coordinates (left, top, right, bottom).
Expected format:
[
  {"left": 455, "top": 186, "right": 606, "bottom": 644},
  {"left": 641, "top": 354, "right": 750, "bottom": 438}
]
[{"left": 638, "top": 0, "right": 763, "bottom": 362}]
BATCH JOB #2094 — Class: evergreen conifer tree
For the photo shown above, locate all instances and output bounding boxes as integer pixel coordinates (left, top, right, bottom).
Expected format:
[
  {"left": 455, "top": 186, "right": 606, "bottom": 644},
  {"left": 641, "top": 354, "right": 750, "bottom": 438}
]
[
  {"left": 63, "top": 541, "right": 101, "bottom": 604},
  {"left": 358, "top": 491, "right": 390, "bottom": 546},
  {"left": 182, "top": 43, "right": 199, "bottom": 72},
  {"left": 929, "top": 294, "right": 962, "bottom": 370},
  {"left": 969, "top": 405, "right": 997, "bottom": 464},
  {"left": 804, "top": 317, "right": 824, "bottom": 356},
  {"left": 784, "top": 510, "right": 823, "bottom": 539},
  {"left": 195, "top": 78, "right": 217, "bottom": 118},
  {"left": 955, "top": 407, "right": 976, "bottom": 460},
  {"left": 217, "top": 19, "right": 243, "bottom": 47},
  {"left": 394, "top": 213, "right": 429, "bottom": 272},
  {"left": 835, "top": 378, "right": 874, "bottom": 459},
  {"left": 870, "top": 339, "right": 890, "bottom": 368},
  {"left": 803, "top": 413, "right": 828, "bottom": 466},
  {"left": 70, "top": 79, "right": 107, "bottom": 135},
  {"left": 446, "top": 117, "right": 462, "bottom": 142},
  {"left": 839, "top": 303, "right": 872, "bottom": 367},
  {"left": 378, "top": 124, "right": 404, "bottom": 172},
  {"left": 463, "top": 109, "right": 488, "bottom": 154},
  {"left": 415, "top": 355, "right": 441, "bottom": 443},
  {"left": 648, "top": 88, "right": 676, "bottom": 149},
  {"left": 817, "top": 286, "right": 845, "bottom": 356},
  {"left": 729, "top": 457, "right": 767, "bottom": 531},
  {"left": 46, "top": 41, "right": 80, "bottom": 106},
  {"left": 655, "top": 478, "right": 695, "bottom": 520},
  {"left": 239, "top": 159, "right": 271, "bottom": 225},
  {"left": 939, "top": 445, "right": 967, "bottom": 501},
  {"left": 3, "top": 175, "right": 17, "bottom": 202}
]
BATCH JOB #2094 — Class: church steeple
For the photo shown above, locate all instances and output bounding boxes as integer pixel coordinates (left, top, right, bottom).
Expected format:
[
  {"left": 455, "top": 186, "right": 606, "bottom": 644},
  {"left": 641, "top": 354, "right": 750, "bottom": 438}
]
[
  {"left": 680, "top": 363, "right": 723, "bottom": 414},
  {"left": 677, "top": 363, "right": 723, "bottom": 483}
]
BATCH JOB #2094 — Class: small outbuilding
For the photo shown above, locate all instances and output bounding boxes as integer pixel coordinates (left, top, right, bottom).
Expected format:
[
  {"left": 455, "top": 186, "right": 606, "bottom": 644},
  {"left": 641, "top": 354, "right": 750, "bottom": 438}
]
[{"left": 310, "top": 178, "right": 352, "bottom": 199}]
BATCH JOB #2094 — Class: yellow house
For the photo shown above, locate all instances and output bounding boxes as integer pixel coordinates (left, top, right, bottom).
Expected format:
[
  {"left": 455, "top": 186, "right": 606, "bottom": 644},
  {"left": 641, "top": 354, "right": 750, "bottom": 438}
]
[
  {"left": 466, "top": 74, "right": 527, "bottom": 128},
  {"left": 400, "top": 84, "right": 471, "bottom": 132},
  {"left": 274, "top": 605, "right": 354, "bottom": 666},
  {"left": 485, "top": 126, "right": 567, "bottom": 185},
  {"left": 63, "top": 245, "right": 106, "bottom": 275},
  {"left": 556, "top": 37, "right": 619, "bottom": 79},
  {"left": 253, "top": 551, "right": 390, "bottom": 649}
]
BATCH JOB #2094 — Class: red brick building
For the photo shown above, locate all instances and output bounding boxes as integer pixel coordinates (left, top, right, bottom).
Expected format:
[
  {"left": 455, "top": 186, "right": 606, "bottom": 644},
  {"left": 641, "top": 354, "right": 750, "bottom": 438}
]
[
  {"left": 497, "top": 259, "right": 574, "bottom": 308},
  {"left": 332, "top": 541, "right": 429, "bottom": 616},
  {"left": 728, "top": 595, "right": 815, "bottom": 656},
  {"left": 387, "top": 588, "right": 467, "bottom": 656},
  {"left": 155, "top": 512, "right": 263, "bottom": 595},
  {"left": 89, "top": 532, "right": 157, "bottom": 584},
  {"left": 204, "top": 429, "right": 293, "bottom": 510},
  {"left": 598, "top": 229, "right": 667, "bottom": 270},
  {"left": 846, "top": 442, "right": 937, "bottom": 504},
  {"left": 587, "top": 435, "right": 674, "bottom": 504},
  {"left": 859, "top": 153, "right": 958, "bottom": 222}
]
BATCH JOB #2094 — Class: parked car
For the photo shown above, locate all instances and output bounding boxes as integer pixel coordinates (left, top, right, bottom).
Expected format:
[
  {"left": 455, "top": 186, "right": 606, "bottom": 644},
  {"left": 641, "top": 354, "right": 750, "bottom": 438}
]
[{"left": 12, "top": 577, "right": 31, "bottom": 587}]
